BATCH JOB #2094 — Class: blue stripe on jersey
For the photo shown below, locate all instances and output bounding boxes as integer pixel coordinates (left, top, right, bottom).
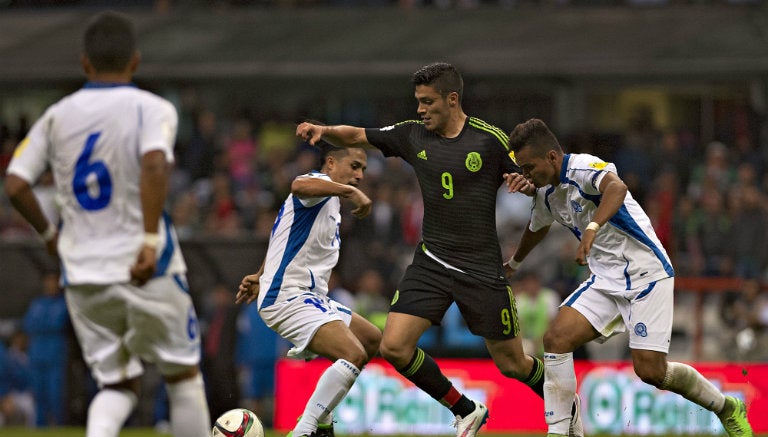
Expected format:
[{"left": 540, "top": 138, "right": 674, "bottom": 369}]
[
  {"left": 559, "top": 154, "right": 602, "bottom": 206},
  {"left": 338, "top": 306, "right": 352, "bottom": 315},
  {"left": 565, "top": 274, "right": 596, "bottom": 307},
  {"left": 636, "top": 280, "right": 656, "bottom": 300},
  {"left": 623, "top": 258, "right": 631, "bottom": 290},
  {"left": 82, "top": 82, "right": 137, "bottom": 89},
  {"left": 154, "top": 211, "right": 175, "bottom": 277},
  {"left": 544, "top": 185, "right": 556, "bottom": 213},
  {"left": 260, "top": 196, "right": 331, "bottom": 309},
  {"left": 61, "top": 262, "right": 69, "bottom": 287},
  {"left": 564, "top": 178, "right": 601, "bottom": 206},
  {"left": 173, "top": 274, "right": 190, "bottom": 294},
  {"left": 559, "top": 154, "right": 571, "bottom": 183},
  {"left": 608, "top": 205, "right": 675, "bottom": 277}
]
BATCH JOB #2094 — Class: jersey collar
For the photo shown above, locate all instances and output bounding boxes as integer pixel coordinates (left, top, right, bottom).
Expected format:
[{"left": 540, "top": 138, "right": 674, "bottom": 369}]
[
  {"left": 83, "top": 82, "right": 137, "bottom": 89},
  {"left": 559, "top": 153, "right": 571, "bottom": 184}
]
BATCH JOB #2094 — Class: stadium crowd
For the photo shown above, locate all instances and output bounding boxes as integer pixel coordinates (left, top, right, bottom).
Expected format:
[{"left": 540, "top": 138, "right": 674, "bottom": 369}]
[{"left": 0, "top": 95, "right": 767, "bottom": 427}]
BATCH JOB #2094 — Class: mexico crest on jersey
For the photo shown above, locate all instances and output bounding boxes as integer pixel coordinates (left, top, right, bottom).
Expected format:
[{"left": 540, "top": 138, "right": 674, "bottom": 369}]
[{"left": 465, "top": 152, "right": 482, "bottom": 172}]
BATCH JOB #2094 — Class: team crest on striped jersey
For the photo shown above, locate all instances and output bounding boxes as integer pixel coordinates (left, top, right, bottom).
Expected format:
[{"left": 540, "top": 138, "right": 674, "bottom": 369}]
[{"left": 465, "top": 152, "right": 482, "bottom": 172}]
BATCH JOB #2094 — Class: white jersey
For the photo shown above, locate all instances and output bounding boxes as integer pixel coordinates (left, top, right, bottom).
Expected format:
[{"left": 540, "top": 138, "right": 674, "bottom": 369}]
[
  {"left": 258, "top": 172, "right": 341, "bottom": 310},
  {"left": 6, "top": 83, "right": 185, "bottom": 285},
  {"left": 529, "top": 153, "right": 674, "bottom": 291}
]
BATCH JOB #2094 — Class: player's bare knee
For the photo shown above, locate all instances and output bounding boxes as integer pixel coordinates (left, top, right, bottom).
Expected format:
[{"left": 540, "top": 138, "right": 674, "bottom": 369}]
[
  {"left": 496, "top": 362, "right": 528, "bottom": 380},
  {"left": 105, "top": 376, "right": 141, "bottom": 397},
  {"left": 634, "top": 365, "right": 665, "bottom": 388},
  {"left": 379, "top": 340, "right": 411, "bottom": 367},
  {"left": 543, "top": 329, "right": 570, "bottom": 353},
  {"left": 362, "top": 331, "right": 382, "bottom": 361},
  {"left": 345, "top": 356, "right": 367, "bottom": 369},
  {"left": 163, "top": 365, "right": 200, "bottom": 384}
]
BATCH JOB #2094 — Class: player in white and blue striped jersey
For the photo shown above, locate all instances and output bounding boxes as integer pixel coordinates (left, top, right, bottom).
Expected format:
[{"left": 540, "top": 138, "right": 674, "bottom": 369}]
[
  {"left": 504, "top": 118, "right": 752, "bottom": 437},
  {"left": 4, "top": 11, "right": 210, "bottom": 437},
  {"left": 237, "top": 142, "right": 381, "bottom": 437}
]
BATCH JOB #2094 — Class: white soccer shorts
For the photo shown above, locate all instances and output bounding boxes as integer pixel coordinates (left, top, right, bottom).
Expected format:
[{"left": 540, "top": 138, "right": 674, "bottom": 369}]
[
  {"left": 65, "top": 275, "right": 202, "bottom": 386},
  {"left": 259, "top": 290, "right": 352, "bottom": 360},
  {"left": 563, "top": 276, "right": 674, "bottom": 353}
]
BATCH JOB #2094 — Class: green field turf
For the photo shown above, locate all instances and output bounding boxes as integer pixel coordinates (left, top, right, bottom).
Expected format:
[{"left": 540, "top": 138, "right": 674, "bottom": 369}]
[{"left": 0, "top": 430, "right": 766, "bottom": 437}]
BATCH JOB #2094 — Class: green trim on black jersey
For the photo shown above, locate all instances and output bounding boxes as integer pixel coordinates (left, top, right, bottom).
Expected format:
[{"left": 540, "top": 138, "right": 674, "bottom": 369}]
[
  {"left": 468, "top": 117, "right": 509, "bottom": 151},
  {"left": 394, "top": 119, "right": 423, "bottom": 127}
]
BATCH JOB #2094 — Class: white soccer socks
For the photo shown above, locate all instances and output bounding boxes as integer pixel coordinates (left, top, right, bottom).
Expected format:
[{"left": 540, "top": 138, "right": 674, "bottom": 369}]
[
  {"left": 294, "top": 359, "right": 360, "bottom": 436},
  {"left": 166, "top": 372, "right": 211, "bottom": 437},
  {"left": 86, "top": 388, "right": 138, "bottom": 437},
  {"left": 544, "top": 352, "right": 576, "bottom": 436},
  {"left": 660, "top": 361, "right": 726, "bottom": 413}
]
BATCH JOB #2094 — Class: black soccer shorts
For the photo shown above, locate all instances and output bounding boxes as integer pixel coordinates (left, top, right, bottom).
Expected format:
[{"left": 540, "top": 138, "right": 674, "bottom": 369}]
[{"left": 390, "top": 248, "right": 520, "bottom": 340}]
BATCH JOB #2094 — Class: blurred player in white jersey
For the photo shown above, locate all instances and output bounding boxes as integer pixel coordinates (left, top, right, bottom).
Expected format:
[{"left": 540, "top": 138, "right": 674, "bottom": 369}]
[
  {"left": 503, "top": 118, "right": 753, "bottom": 437},
  {"left": 4, "top": 11, "right": 210, "bottom": 437},
  {"left": 237, "top": 142, "right": 381, "bottom": 437}
]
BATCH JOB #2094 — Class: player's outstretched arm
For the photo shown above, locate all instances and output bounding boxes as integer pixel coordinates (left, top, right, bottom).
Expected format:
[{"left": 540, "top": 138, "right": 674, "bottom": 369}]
[
  {"left": 296, "top": 122, "right": 375, "bottom": 149},
  {"left": 506, "top": 222, "right": 551, "bottom": 276},
  {"left": 292, "top": 177, "right": 372, "bottom": 219}
]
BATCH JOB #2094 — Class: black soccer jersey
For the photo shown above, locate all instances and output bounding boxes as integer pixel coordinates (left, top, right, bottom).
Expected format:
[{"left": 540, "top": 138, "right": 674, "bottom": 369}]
[{"left": 365, "top": 117, "right": 520, "bottom": 283}]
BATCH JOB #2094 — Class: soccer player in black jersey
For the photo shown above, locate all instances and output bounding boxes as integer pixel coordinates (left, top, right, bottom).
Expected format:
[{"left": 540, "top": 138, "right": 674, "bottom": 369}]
[{"left": 296, "top": 62, "right": 581, "bottom": 437}]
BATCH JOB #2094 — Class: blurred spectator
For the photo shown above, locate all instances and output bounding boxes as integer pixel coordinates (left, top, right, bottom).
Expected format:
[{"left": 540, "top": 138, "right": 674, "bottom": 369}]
[
  {"left": 687, "top": 141, "right": 736, "bottom": 202},
  {"left": 686, "top": 190, "right": 733, "bottom": 276},
  {"left": 670, "top": 194, "right": 698, "bottom": 275},
  {"left": 22, "top": 271, "right": 68, "bottom": 426},
  {"left": 613, "top": 105, "right": 661, "bottom": 205},
  {"left": 0, "top": 137, "right": 16, "bottom": 177},
  {"left": 353, "top": 269, "right": 390, "bottom": 331},
  {"left": 644, "top": 168, "right": 678, "bottom": 250},
  {"left": 1, "top": 331, "right": 35, "bottom": 427},
  {"left": 180, "top": 109, "right": 221, "bottom": 183},
  {"left": 726, "top": 185, "right": 768, "bottom": 279},
  {"left": 236, "top": 302, "right": 286, "bottom": 427},
  {"left": 224, "top": 118, "right": 258, "bottom": 191},
  {"left": 202, "top": 284, "right": 241, "bottom": 422},
  {"left": 204, "top": 173, "right": 244, "bottom": 236},
  {"left": 328, "top": 270, "right": 356, "bottom": 309},
  {"left": 653, "top": 129, "right": 692, "bottom": 192},
  {"left": 440, "top": 303, "right": 485, "bottom": 355},
  {"left": 720, "top": 279, "right": 768, "bottom": 361},
  {"left": 171, "top": 191, "right": 203, "bottom": 240},
  {"left": 512, "top": 270, "right": 559, "bottom": 357}
]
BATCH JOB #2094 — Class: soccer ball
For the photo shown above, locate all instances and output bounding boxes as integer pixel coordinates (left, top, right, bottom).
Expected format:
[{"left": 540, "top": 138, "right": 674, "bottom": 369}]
[{"left": 212, "top": 408, "right": 264, "bottom": 437}]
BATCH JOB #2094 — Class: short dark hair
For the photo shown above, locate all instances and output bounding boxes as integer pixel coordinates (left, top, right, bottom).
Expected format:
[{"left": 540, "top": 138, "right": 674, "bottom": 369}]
[
  {"left": 508, "top": 118, "right": 562, "bottom": 156},
  {"left": 412, "top": 62, "right": 463, "bottom": 102},
  {"left": 318, "top": 140, "right": 350, "bottom": 163},
  {"left": 83, "top": 11, "right": 136, "bottom": 73}
]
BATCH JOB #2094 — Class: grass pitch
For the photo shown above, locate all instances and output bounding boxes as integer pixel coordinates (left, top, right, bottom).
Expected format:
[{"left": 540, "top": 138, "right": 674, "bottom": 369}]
[{"left": 1, "top": 428, "right": 766, "bottom": 437}]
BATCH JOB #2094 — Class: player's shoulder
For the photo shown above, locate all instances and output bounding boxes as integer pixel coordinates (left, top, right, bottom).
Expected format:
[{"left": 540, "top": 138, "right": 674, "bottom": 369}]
[
  {"left": 466, "top": 116, "right": 509, "bottom": 150},
  {"left": 567, "top": 153, "right": 612, "bottom": 171},
  {"left": 376, "top": 119, "right": 422, "bottom": 132},
  {"left": 296, "top": 170, "right": 330, "bottom": 180},
  {"left": 132, "top": 88, "right": 176, "bottom": 111}
]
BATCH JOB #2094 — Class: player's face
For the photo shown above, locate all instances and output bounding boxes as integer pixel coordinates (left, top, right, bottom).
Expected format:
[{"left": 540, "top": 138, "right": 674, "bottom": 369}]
[
  {"left": 414, "top": 84, "right": 454, "bottom": 134},
  {"left": 515, "top": 147, "right": 558, "bottom": 188},
  {"left": 328, "top": 148, "right": 367, "bottom": 187}
]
